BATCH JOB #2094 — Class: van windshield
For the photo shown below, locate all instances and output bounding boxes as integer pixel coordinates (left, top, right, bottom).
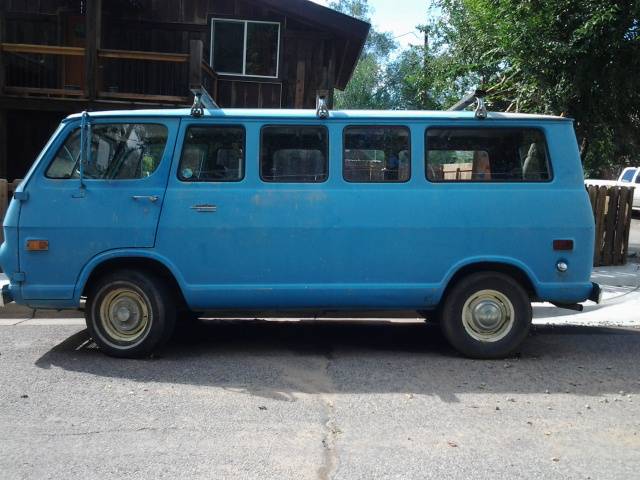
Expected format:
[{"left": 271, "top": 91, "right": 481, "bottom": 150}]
[
  {"left": 46, "top": 123, "right": 168, "bottom": 180},
  {"left": 621, "top": 168, "right": 636, "bottom": 182}
]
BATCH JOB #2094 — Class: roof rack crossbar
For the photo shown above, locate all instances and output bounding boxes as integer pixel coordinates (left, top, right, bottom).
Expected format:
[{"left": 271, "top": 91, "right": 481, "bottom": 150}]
[{"left": 448, "top": 89, "right": 488, "bottom": 120}]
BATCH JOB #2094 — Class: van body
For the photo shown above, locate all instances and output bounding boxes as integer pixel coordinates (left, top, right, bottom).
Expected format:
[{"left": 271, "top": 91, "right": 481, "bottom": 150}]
[{"left": 0, "top": 108, "right": 601, "bottom": 358}]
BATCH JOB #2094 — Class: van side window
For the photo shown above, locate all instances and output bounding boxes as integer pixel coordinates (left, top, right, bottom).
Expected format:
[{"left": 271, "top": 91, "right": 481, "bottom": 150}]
[
  {"left": 425, "top": 128, "right": 551, "bottom": 182},
  {"left": 343, "top": 126, "right": 410, "bottom": 183},
  {"left": 260, "top": 126, "right": 328, "bottom": 183},
  {"left": 46, "top": 124, "right": 168, "bottom": 180},
  {"left": 178, "top": 126, "right": 245, "bottom": 182}
]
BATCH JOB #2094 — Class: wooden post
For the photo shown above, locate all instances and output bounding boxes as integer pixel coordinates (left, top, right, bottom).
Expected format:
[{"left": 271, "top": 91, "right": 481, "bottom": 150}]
[
  {"left": 602, "top": 187, "right": 619, "bottom": 266},
  {"left": 0, "top": 178, "right": 6, "bottom": 244},
  {"left": 0, "top": 13, "right": 5, "bottom": 96},
  {"left": 85, "top": 0, "right": 102, "bottom": 101},
  {"left": 613, "top": 188, "right": 628, "bottom": 265},
  {"left": 593, "top": 186, "right": 607, "bottom": 266},
  {"left": 0, "top": 110, "right": 6, "bottom": 180},
  {"left": 189, "top": 39, "right": 203, "bottom": 92},
  {"left": 294, "top": 60, "right": 305, "bottom": 109},
  {"left": 621, "top": 187, "right": 635, "bottom": 262},
  {"left": 326, "top": 41, "right": 336, "bottom": 108}
]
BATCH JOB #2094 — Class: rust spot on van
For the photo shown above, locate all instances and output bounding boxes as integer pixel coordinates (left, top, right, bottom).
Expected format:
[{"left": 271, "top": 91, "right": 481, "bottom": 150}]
[
  {"left": 252, "top": 194, "right": 263, "bottom": 206},
  {"left": 306, "top": 192, "right": 327, "bottom": 203}
]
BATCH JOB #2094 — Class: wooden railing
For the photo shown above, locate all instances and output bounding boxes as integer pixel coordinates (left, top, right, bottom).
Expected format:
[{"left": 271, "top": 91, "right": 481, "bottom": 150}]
[
  {"left": 0, "top": 40, "right": 215, "bottom": 106},
  {"left": 188, "top": 39, "right": 218, "bottom": 102},
  {"left": 587, "top": 185, "right": 635, "bottom": 266},
  {"left": 1, "top": 43, "right": 87, "bottom": 97}
]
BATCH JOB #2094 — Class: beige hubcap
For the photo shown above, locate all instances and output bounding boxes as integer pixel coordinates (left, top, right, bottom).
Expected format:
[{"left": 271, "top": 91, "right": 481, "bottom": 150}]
[
  {"left": 99, "top": 288, "right": 150, "bottom": 344},
  {"left": 462, "top": 289, "right": 515, "bottom": 342}
]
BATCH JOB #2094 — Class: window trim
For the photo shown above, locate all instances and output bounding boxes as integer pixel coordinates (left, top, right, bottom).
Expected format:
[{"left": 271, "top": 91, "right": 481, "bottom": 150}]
[
  {"left": 424, "top": 126, "right": 554, "bottom": 184},
  {"left": 210, "top": 18, "right": 281, "bottom": 79},
  {"left": 342, "top": 125, "right": 412, "bottom": 184},
  {"left": 177, "top": 124, "right": 247, "bottom": 183},
  {"left": 44, "top": 123, "right": 169, "bottom": 181},
  {"left": 259, "top": 124, "right": 330, "bottom": 184}
]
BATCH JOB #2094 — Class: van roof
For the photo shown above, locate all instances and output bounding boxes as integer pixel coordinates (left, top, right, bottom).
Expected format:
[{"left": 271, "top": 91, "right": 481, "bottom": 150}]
[{"left": 64, "top": 108, "right": 572, "bottom": 123}]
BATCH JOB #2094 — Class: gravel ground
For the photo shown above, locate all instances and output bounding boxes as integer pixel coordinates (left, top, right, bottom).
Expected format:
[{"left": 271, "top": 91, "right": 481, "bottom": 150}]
[{"left": 1, "top": 320, "right": 639, "bottom": 480}]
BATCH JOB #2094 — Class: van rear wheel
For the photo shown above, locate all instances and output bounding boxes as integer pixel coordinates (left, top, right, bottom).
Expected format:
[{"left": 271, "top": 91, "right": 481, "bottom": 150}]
[
  {"left": 440, "top": 272, "right": 531, "bottom": 359},
  {"left": 86, "top": 269, "right": 176, "bottom": 358}
]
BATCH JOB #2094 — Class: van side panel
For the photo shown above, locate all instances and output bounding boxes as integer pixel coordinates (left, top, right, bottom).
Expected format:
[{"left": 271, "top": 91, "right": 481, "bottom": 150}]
[{"left": 155, "top": 118, "right": 594, "bottom": 311}]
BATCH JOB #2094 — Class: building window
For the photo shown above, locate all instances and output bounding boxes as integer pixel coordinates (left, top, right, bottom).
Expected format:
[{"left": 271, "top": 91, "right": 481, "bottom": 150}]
[
  {"left": 211, "top": 19, "right": 280, "bottom": 78},
  {"left": 260, "top": 126, "right": 329, "bottom": 183},
  {"left": 343, "top": 126, "right": 411, "bottom": 183},
  {"left": 425, "top": 128, "right": 552, "bottom": 182}
]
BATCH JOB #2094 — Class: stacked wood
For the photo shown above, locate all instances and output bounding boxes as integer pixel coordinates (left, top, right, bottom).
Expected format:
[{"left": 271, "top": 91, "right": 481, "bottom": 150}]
[{"left": 587, "top": 185, "right": 635, "bottom": 266}]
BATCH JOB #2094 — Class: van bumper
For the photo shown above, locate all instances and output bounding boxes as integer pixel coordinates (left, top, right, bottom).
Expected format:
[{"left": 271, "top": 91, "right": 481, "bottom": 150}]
[
  {"left": 1, "top": 283, "right": 14, "bottom": 307},
  {"left": 588, "top": 282, "right": 602, "bottom": 304}
]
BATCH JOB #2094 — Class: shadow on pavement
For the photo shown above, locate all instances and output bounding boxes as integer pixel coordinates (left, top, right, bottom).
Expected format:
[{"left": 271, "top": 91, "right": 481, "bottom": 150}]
[{"left": 35, "top": 319, "right": 640, "bottom": 401}]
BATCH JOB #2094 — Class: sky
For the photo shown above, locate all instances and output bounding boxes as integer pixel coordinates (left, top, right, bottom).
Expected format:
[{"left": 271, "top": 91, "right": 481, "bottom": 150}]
[{"left": 310, "top": 0, "right": 429, "bottom": 49}]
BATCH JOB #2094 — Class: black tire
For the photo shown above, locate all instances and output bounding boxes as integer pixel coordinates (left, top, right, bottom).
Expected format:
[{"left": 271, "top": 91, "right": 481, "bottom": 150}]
[
  {"left": 418, "top": 309, "right": 440, "bottom": 323},
  {"left": 440, "top": 272, "right": 532, "bottom": 359},
  {"left": 85, "top": 269, "right": 176, "bottom": 358}
]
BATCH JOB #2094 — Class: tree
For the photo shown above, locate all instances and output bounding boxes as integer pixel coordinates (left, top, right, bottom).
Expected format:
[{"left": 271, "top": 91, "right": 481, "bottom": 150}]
[
  {"left": 329, "top": 0, "right": 398, "bottom": 109},
  {"left": 423, "top": 0, "right": 640, "bottom": 176}
]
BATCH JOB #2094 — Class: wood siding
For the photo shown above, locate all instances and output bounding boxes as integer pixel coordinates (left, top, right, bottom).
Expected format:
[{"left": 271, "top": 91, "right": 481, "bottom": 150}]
[
  {"left": 0, "top": 0, "right": 367, "bottom": 178},
  {"left": 1, "top": 0, "right": 340, "bottom": 108}
]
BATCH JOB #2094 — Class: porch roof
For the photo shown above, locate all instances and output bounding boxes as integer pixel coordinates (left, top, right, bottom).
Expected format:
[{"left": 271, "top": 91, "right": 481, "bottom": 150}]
[{"left": 252, "top": 0, "right": 371, "bottom": 89}]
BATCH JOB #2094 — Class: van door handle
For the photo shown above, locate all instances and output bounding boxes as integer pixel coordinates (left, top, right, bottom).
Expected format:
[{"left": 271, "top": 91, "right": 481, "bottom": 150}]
[
  {"left": 191, "top": 204, "right": 217, "bottom": 213},
  {"left": 132, "top": 195, "right": 159, "bottom": 203}
]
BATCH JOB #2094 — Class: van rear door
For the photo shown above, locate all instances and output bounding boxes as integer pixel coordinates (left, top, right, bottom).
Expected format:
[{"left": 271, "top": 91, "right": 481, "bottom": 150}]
[{"left": 18, "top": 118, "right": 179, "bottom": 301}]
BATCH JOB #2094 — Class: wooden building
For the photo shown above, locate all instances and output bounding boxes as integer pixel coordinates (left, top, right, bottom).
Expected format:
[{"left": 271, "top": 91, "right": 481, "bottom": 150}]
[{"left": 0, "top": 0, "right": 369, "bottom": 179}]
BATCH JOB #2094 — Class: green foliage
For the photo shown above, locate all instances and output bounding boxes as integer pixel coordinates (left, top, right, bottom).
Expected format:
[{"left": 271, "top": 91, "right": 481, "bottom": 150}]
[
  {"left": 329, "top": 0, "right": 399, "bottom": 109},
  {"left": 329, "top": 0, "right": 640, "bottom": 176},
  {"left": 424, "top": 0, "right": 640, "bottom": 176}
]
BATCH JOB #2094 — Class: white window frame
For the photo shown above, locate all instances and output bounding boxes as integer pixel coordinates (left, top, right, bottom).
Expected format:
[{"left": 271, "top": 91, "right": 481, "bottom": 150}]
[{"left": 210, "top": 18, "right": 281, "bottom": 79}]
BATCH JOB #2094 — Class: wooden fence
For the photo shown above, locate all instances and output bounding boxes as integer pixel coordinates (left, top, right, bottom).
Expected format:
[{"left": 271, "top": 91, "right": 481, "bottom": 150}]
[
  {"left": 0, "top": 178, "right": 21, "bottom": 244},
  {"left": 587, "top": 185, "right": 635, "bottom": 267}
]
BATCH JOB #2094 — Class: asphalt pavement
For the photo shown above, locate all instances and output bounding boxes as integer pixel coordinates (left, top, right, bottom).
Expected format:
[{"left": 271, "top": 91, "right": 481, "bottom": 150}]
[
  {"left": 1, "top": 320, "right": 640, "bottom": 480},
  {"left": 1, "top": 231, "right": 639, "bottom": 480}
]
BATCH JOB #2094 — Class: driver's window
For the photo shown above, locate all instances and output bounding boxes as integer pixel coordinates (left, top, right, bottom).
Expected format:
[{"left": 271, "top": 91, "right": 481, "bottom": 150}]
[{"left": 46, "top": 123, "right": 168, "bottom": 180}]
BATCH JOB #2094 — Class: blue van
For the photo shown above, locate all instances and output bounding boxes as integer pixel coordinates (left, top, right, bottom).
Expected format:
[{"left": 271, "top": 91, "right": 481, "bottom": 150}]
[{"left": 0, "top": 107, "right": 601, "bottom": 359}]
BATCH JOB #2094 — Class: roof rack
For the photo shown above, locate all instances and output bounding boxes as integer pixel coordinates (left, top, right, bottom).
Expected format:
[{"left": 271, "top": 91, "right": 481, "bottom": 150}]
[
  {"left": 448, "top": 89, "right": 488, "bottom": 120},
  {"left": 316, "top": 91, "right": 330, "bottom": 119},
  {"left": 190, "top": 86, "right": 219, "bottom": 118}
]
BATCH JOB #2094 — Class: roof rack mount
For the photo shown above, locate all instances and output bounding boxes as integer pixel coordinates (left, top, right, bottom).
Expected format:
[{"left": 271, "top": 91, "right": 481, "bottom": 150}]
[
  {"left": 448, "top": 89, "right": 488, "bottom": 120},
  {"left": 190, "top": 86, "right": 219, "bottom": 118},
  {"left": 316, "top": 91, "right": 330, "bottom": 119}
]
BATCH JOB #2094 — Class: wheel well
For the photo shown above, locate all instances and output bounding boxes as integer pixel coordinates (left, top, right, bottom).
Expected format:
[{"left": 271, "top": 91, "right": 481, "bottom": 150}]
[
  {"left": 443, "top": 262, "right": 538, "bottom": 301},
  {"left": 81, "top": 257, "right": 187, "bottom": 308}
]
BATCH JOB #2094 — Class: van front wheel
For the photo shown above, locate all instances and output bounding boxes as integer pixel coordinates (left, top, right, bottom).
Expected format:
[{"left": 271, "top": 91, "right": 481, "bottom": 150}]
[
  {"left": 440, "top": 272, "right": 532, "bottom": 359},
  {"left": 86, "top": 270, "right": 176, "bottom": 358}
]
